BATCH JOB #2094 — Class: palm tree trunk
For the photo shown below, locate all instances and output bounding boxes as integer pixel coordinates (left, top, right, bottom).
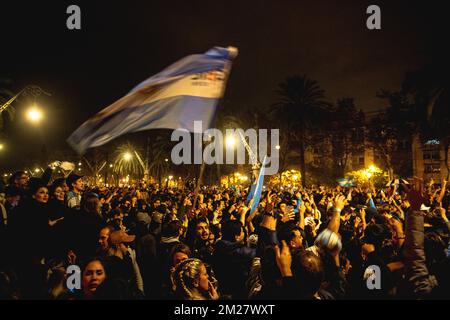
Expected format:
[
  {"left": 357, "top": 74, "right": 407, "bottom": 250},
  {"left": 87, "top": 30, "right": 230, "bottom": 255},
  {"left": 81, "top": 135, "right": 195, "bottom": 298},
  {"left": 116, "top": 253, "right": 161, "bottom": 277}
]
[{"left": 299, "top": 131, "right": 306, "bottom": 187}]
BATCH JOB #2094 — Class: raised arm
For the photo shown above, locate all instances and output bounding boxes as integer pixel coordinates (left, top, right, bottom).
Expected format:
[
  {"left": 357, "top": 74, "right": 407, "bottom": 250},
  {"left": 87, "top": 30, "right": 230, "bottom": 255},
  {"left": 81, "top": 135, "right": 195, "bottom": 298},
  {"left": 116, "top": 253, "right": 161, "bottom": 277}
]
[{"left": 328, "top": 194, "right": 346, "bottom": 234}]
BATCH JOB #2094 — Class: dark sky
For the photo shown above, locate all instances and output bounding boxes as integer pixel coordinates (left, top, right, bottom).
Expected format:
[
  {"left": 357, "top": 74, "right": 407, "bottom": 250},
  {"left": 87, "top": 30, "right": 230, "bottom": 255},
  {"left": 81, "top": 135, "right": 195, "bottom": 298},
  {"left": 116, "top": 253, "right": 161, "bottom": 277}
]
[{"left": 0, "top": 0, "right": 448, "bottom": 169}]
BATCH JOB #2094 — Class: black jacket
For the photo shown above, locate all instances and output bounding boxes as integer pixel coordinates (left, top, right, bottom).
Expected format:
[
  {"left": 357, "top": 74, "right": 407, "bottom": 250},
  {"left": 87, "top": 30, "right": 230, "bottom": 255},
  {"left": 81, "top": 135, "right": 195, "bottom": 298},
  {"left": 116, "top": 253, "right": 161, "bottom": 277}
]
[
  {"left": 213, "top": 239, "right": 256, "bottom": 299},
  {"left": 65, "top": 209, "right": 104, "bottom": 262},
  {"left": 8, "top": 199, "right": 51, "bottom": 263}
]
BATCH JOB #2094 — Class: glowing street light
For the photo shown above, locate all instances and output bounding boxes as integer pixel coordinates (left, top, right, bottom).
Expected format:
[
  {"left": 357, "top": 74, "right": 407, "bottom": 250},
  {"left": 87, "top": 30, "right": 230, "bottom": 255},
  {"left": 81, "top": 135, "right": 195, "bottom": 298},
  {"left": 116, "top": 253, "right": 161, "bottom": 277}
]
[
  {"left": 78, "top": 162, "right": 82, "bottom": 166},
  {"left": 123, "top": 152, "right": 132, "bottom": 161},
  {"left": 109, "top": 164, "right": 113, "bottom": 168},
  {"left": 0, "top": 144, "right": 4, "bottom": 151},
  {"left": 34, "top": 168, "right": 40, "bottom": 173},
  {"left": 26, "top": 106, "right": 43, "bottom": 123},
  {"left": 165, "top": 158, "right": 169, "bottom": 162},
  {"left": 275, "top": 145, "right": 281, "bottom": 150},
  {"left": 364, "top": 170, "right": 373, "bottom": 179},
  {"left": 0, "top": 85, "right": 50, "bottom": 115},
  {"left": 168, "top": 175, "right": 173, "bottom": 180},
  {"left": 225, "top": 135, "right": 236, "bottom": 148}
]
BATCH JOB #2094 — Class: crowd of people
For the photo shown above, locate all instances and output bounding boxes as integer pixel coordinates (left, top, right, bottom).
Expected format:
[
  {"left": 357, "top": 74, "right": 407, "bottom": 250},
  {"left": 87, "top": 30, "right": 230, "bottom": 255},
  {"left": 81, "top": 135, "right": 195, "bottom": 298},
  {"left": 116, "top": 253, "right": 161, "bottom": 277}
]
[{"left": 0, "top": 165, "right": 449, "bottom": 300}]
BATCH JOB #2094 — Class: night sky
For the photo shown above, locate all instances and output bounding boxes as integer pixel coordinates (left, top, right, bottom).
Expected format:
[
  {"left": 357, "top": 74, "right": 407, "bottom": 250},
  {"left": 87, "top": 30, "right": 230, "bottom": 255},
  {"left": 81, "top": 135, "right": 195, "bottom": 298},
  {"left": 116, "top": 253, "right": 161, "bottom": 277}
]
[{"left": 0, "top": 0, "right": 448, "bottom": 169}]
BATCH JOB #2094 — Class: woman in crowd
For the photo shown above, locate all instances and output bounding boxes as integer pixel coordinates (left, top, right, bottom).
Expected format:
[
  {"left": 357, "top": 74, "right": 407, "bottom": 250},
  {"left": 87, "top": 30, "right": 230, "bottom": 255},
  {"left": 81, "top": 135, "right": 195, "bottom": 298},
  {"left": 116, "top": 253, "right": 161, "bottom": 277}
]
[
  {"left": 80, "top": 258, "right": 107, "bottom": 300},
  {"left": 172, "top": 258, "right": 219, "bottom": 300}
]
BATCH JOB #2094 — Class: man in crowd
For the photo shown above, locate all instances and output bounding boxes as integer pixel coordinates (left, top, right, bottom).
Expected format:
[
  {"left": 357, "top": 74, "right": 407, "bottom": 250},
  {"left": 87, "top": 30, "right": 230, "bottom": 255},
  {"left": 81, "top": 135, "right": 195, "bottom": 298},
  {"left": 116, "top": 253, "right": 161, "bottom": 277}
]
[{"left": 66, "top": 174, "right": 84, "bottom": 210}]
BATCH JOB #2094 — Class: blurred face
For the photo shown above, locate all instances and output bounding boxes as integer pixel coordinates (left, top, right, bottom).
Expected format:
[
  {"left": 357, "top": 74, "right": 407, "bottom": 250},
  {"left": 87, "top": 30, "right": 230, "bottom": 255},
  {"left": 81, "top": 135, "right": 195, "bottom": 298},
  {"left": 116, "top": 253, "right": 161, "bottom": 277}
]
[
  {"left": 154, "top": 200, "right": 161, "bottom": 208},
  {"left": 98, "top": 228, "right": 110, "bottom": 251},
  {"left": 290, "top": 230, "right": 303, "bottom": 249},
  {"left": 73, "top": 178, "right": 84, "bottom": 192},
  {"left": 54, "top": 186, "right": 65, "bottom": 201},
  {"left": 6, "top": 195, "right": 20, "bottom": 206},
  {"left": 15, "top": 174, "right": 29, "bottom": 188},
  {"left": 33, "top": 187, "right": 49, "bottom": 203},
  {"left": 280, "top": 203, "right": 286, "bottom": 213},
  {"left": 82, "top": 260, "right": 106, "bottom": 298},
  {"left": 196, "top": 264, "right": 209, "bottom": 292},
  {"left": 195, "top": 222, "right": 210, "bottom": 241},
  {"left": 172, "top": 252, "right": 189, "bottom": 267},
  {"left": 114, "top": 212, "right": 124, "bottom": 221},
  {"left": 61, "top": 182, "right": 69, "bottom": 192}
]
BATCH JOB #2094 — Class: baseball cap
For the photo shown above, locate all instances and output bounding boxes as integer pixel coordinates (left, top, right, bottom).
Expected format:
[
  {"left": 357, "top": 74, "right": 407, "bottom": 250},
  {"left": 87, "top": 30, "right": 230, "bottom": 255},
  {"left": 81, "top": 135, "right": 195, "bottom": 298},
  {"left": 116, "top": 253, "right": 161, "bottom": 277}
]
[{"left": 109, "top": 230, "right": 136, "bottom": 245}]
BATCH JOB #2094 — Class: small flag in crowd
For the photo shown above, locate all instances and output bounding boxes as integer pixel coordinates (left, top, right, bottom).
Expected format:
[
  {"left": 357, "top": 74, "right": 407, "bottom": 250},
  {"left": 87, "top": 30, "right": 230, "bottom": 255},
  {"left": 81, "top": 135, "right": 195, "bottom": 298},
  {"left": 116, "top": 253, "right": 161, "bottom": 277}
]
[
  {"left": 248, "top": 156, "right": 267, "bottom": 214},
  {"left": 337, "top": 176, "right": 355, "bottom": 187},
  {"left": 68, "top": 46, "right": 238, "bottom": 154}
]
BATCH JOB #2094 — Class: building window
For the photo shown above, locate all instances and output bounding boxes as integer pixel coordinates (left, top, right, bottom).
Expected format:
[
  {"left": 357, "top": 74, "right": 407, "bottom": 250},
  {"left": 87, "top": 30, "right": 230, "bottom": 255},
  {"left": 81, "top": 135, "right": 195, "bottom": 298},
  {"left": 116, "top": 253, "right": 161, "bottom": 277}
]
[
  {"left": 423, "top": 152, "right": 431, "bottom": 160},
  {"left": 358, "top": 157, "right": 364, "bottom": 165}
]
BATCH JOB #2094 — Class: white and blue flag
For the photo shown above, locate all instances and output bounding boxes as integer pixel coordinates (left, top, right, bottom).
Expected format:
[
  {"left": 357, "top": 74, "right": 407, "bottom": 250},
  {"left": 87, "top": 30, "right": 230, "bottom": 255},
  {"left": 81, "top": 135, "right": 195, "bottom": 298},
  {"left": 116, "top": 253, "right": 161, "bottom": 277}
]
[
  {"left": 68, "top": 46, "right": 238, "bottom": 154},
  {"left": 248, "top": 156, "right": 267, "bottom": 214}
]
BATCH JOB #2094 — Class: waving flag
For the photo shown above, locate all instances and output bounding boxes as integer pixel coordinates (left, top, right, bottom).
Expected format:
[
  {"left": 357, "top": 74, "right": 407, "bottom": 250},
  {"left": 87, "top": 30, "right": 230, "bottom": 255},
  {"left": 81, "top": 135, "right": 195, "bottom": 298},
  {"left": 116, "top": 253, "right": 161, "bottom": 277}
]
[
  {"left": 68, "top": 46, "right": 238, "bottom": 154},
  {"left": 337, "top": 176, "right": 355, "bottom": 187},
  {"left": 248, "top": 156, "right": 267, "bottom": 214}
]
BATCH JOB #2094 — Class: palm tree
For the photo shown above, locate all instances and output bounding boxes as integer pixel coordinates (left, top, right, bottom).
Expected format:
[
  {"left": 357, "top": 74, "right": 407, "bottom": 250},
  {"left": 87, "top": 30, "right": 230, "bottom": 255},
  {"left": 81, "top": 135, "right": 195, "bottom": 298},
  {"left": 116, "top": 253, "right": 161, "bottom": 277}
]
[
  {"left": 272, "top": 75, "right": 330, "bottom": 186},
  {"left": 113, "top": 142, "right": 144, "bottom": 178},
  {"left": 403, "top": 66, "right": 450, "bottom": 179}
]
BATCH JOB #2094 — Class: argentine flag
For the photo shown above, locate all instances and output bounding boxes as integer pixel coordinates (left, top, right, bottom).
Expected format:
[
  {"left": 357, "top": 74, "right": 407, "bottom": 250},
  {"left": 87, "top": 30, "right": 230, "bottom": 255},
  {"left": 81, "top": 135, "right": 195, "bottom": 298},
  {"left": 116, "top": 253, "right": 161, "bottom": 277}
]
[
  {"left": 248, "top": 156, "right": 267, "bottom": 214},
  {"left": 68, "top": 46, "right": 238, "bottom": 154}
]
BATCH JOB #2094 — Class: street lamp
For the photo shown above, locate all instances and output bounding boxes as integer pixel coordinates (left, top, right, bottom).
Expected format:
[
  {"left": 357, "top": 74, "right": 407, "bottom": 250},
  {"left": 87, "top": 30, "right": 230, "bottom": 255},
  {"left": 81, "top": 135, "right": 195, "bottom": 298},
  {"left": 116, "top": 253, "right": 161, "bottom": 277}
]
[
  {"left": 225, "top": 135, "right": 236, "bottom": 148},
  {"left": 275, "top": 145, "right": 281, "bottom": 150},
  {"left": 26, "top": 106, "right": 44, "bottom": 123},
  {"left": 0, "top": 143, "right": 4, "bottom": 151},
  {"left": 123, "top": 152, "right": 132, "bottom": 161}
]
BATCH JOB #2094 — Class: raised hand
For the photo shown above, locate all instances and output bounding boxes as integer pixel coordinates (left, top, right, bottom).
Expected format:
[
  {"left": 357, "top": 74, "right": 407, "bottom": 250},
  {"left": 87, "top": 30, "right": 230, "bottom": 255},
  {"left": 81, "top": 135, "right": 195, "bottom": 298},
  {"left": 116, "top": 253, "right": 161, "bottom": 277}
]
[
  {"left": 333, "top": 194, "right": 346, "bottom": 211},
  {"left": 274, "top": 240, "right": 292, "bottom": 277},
  {"left": 280, "top": 210, "right": 295, "bottom": 223},
  {"left": 208, "top": 280, "right": 219, "bottom": 300}
]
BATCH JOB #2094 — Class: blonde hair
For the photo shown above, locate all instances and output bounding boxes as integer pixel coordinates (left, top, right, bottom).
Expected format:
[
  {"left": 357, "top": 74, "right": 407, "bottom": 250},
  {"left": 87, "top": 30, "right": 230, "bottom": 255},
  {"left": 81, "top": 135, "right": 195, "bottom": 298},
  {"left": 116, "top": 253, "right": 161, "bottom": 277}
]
[{"left": 172, "top": 258, "right": 205, "bottom": 300}]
